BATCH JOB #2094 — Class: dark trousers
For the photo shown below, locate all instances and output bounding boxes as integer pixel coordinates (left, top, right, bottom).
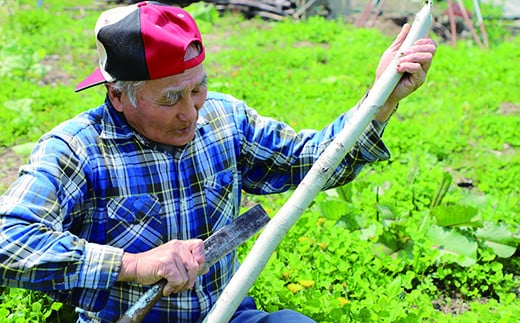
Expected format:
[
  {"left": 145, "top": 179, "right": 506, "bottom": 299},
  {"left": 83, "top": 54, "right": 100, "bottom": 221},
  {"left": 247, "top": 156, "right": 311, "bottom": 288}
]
[{"left": 230, "top": 296, "right": 316, "bottom": 323}]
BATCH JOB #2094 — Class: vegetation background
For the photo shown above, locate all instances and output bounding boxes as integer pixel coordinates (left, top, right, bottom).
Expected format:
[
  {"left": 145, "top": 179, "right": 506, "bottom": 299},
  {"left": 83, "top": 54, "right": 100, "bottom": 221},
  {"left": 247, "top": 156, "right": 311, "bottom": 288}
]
[{"left": 0, "top": 0, "right": 519, "bottom": 322}]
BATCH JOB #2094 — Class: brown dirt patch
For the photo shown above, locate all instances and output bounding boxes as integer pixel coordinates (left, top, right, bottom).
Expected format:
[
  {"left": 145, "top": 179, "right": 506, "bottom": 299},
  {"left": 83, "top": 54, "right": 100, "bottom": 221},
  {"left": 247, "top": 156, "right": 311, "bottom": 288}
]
[
  {"left": 498, "top": 102, "right": 520, "bottom": 116},
  {"left": 0, "top": 148, "right": 25, "bottom": 192}
]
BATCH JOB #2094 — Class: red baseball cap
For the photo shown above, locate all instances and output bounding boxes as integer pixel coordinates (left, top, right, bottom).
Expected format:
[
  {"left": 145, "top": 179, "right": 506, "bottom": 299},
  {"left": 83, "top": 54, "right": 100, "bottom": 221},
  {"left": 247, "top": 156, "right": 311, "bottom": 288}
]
[{"left": 75, "top": 1, "right": 205, "bottom": 92}]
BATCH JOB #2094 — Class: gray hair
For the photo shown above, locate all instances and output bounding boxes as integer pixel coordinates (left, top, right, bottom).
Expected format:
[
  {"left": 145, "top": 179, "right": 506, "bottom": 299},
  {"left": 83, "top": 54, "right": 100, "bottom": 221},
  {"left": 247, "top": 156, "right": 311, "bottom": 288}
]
[{"left": 110, "top": 80, "right": 145, "bottom": 108}]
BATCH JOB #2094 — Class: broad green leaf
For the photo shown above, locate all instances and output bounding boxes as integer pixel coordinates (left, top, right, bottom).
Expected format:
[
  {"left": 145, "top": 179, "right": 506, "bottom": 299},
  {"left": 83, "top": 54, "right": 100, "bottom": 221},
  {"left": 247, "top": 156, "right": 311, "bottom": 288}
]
[
  {"left": 0, "top": 56, "right": 26, "bottom": 77},
  {"left": 31, "top": 301, "right": 41, "bottom": 312},
  {"left": 371, "top": 242, "right": 395, "bottom": 256},
  {"left": 459, "top": 193, "right": 488, "bottom": 209},
  {"left": 0, "top": 308, "right": 10, "bottom": 318},
  {"left": 334, "top": 184, "right": 353, "bottom": 203},
  {"left": 376, "top": 231, "right": 401, "bottom": 253},
  {"left": 372, "top": 240, "right": 414, "bottom": 260},
  {"left": 476, "top": 222, "right": 520, "bottom": 258},
  {"left": 431, "top": 204, "right": 482, "bottom": 228},
  {"left": 50, "top": 302, "right": 63, "bottom": 311},
  {"left": 318, "top": 199, "right": 349, "bottom": 219},
  {"left": 484, "top": 241, "right": 517, "bottom": 258},
  {"left": 387, "top": 276, "right": 402, "bottom": 299},
  {"left": 3, "top": 98, "right": 33, "bottom": 113},
  {"left": 427, "top": 225, "right": 478, "bottom": 267},
  {"left": 376, "top": 203, "right": 399, "bottom": 223},
  {"left": 335, "top": 214, "right": 361, "bottom": 230},
  {"left": 11, "top": 142, "right": 37, "bottom": 157},
  {"left": 476, "top": 222, "right": 520, "bottom": 245},
  {"left": 359, "top": 223, "right": 378, "bottom": 241}
]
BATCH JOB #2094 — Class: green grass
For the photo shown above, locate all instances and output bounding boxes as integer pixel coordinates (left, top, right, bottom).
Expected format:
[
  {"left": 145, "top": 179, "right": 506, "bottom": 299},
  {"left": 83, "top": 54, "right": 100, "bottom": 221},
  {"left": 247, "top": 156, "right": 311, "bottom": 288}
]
[{"left": 1, "top": 0, "right": 519, "bottom": 322}]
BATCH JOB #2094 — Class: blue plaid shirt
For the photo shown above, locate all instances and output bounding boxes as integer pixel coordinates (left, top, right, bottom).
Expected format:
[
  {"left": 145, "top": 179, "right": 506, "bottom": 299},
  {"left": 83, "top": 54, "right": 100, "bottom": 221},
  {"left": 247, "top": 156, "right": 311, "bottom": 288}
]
[{"left": 0, "top": 91, "right": 389, "bottom": 322}]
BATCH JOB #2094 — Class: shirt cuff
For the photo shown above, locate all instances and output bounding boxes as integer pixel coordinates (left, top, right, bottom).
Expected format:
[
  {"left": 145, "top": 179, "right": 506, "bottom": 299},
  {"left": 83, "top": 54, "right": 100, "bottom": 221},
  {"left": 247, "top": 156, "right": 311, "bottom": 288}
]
[
  {"left": 371, "top": 119, "right": 387, "bottom": 136},
  {"left": 78, "top": 242, "right": 124, "bottom": 290},
  {"left": 357, "top": 120, "right": 391, "bottom": 162},
  {"left": 347, "top": 91, "right": 391, "bottom": 162}
]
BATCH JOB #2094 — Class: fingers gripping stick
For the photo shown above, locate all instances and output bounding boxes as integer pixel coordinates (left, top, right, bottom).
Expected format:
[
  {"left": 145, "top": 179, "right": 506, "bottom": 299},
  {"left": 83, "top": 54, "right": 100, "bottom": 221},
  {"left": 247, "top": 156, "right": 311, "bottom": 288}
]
[
  {"left": 400, "top": 0, "right": 433, "bottom": 52},
  {"left": 116, "top": 204, "right": 270, "bottom": 323}
]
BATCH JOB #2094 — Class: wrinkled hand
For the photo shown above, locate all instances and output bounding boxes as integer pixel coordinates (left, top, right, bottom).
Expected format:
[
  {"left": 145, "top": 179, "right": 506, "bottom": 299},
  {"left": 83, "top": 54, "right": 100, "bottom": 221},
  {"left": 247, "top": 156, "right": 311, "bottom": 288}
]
[
  {"left": 118, "top": 239, "right": 206, "bottom": 296},
  {"left": 374, "top": 24, "right": 437, "bottom": 121}
]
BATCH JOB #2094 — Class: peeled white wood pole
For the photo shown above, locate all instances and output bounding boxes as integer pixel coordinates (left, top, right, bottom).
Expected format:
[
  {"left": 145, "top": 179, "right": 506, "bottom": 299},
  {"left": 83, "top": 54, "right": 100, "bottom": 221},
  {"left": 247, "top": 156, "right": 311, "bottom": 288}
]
[{"left": 204, "top": 1, "right": 433, "bottom": 322}]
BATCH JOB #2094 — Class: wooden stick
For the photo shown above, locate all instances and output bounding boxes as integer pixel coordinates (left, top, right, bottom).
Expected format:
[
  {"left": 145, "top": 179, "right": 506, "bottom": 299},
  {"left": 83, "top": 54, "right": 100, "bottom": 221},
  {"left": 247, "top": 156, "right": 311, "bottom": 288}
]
[
  {"left": 356, "top": 0, "right": 377, "bottom": 27},
  {"left": 473, "top": 0, "right": 489, "bottom": 48},
  {"left": 368, "top": 0, "right": 386, "bottom": 28},
  {"left": 457, "top": 0, "right": 483, "bottom": 48},
  {"left": 447, "top": 0, "right": 457, "bottom": 48},
  {"left": 203, "top": 2, "right": 434, "bottom": 322}
]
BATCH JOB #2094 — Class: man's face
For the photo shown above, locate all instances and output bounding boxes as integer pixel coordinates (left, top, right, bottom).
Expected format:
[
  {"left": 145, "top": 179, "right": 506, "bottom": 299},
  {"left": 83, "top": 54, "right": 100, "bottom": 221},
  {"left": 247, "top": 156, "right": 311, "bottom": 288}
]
[{"left": 110, "top": 64, "right": 208, "bottom": 147}]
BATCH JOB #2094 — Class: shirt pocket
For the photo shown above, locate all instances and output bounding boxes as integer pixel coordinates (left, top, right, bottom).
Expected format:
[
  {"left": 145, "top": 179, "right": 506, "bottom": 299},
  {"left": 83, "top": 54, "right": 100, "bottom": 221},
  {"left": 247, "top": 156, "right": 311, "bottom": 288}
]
[
  {"left": 106, "top": 194, "right": 163, "bottom": 252},
  {"left": 203, "top": 169, "right": 235, "bottom": 234}
]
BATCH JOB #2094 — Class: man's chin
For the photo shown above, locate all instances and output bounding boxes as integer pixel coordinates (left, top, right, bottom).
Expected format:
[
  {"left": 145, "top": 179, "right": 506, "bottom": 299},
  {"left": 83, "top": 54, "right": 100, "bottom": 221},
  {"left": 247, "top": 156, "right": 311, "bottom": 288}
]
[{"left": 169, "top": 133, "right": 195, "bottom": 147}]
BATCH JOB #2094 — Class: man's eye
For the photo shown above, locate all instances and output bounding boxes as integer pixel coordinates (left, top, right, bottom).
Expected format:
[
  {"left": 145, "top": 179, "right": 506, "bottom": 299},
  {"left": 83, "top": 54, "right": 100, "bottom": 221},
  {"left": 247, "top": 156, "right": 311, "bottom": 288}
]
[
  {"left": 195, "top": 77, "right": 208, "bottom": 93},
  {"left": 157, "top": 92, "right": 181, "bottom": 106}
]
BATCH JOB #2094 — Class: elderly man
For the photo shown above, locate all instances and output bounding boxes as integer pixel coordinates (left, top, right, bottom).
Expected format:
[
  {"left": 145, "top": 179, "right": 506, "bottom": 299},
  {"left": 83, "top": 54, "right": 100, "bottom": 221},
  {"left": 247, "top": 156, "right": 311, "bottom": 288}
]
[{"left": 0, "top": 1, "right": 436, "bottom": 322}]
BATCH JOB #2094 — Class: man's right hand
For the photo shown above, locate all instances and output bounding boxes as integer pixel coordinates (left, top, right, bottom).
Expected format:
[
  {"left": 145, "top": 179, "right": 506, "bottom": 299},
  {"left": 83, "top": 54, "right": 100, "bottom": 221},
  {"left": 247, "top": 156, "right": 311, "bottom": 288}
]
[{"left": 117, "top": 239, "right": 206, "bottom": 296}]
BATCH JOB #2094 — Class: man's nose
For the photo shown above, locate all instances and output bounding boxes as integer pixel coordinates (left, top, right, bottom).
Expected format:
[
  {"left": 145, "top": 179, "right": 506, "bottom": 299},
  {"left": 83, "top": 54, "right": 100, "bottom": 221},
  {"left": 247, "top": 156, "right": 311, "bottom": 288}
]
[{"left": 176, "top": 95, "right": 197, "bottom": 123}]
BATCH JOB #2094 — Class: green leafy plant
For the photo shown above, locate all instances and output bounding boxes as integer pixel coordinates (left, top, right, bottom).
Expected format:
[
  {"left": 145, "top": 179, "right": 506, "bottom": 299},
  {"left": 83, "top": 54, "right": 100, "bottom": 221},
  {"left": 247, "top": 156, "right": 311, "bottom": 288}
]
[{"left": 0, "top": 288, "right": 75, "bottom": 323}]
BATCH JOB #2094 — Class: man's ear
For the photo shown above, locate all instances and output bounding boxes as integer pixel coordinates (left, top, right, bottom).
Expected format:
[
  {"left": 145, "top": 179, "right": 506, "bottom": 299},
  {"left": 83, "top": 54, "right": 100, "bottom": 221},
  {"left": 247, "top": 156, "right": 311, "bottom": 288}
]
[{"left": 106, "top": 84, "right": 124, "bottom": 112}]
